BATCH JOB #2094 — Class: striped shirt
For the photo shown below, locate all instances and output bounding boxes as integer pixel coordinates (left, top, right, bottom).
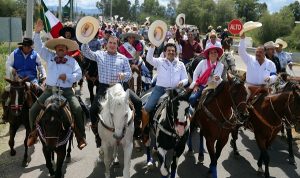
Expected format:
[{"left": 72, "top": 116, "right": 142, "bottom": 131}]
[{"left": 81, "top": 44, "right": 131, "bottom": 85}]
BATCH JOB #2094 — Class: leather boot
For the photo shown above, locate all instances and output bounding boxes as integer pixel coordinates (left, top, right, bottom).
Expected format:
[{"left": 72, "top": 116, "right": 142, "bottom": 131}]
[
  {"left": 73, "top": 126, "right": 87, "bottom": 150},
  {"left": 27, "top": 129, "right": 38, "bottom": 147},
  {"left": 91, "top": 124, "right": 101, "bottom": 148},
  {"left": 141, "top": 108, "right": 150, "bottom": 144}
]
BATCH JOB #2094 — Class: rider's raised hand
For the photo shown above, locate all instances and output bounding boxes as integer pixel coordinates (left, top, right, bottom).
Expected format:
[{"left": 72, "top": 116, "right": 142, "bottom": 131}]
[{"left": 35, "top": 19, "right": 44, "bottom": 33}]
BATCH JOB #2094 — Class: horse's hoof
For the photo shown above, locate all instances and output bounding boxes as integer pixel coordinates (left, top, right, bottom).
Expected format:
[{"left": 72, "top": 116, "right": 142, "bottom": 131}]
[
  {"left": 10, "top": 149, "right": 16, "bottom": 156},
  {"left": 198, "top": 154, "right": 204, "bottom": 163},
  {"left": 147, "top": 161, "right": 154, "bottom": 170},
  {"left": 22, "top": 157, "right": 31, "bottom": 167},
  {"left": 257, "top": 167, "right": 264, "bottom": 174}
]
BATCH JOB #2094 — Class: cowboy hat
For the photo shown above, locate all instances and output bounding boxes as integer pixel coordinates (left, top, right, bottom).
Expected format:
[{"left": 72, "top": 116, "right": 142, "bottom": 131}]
[
  {"left": 59, "top": 26, "right": 75, "bottom": 39},
  {"left": 148, "top": 20, "right": 167, "bottom": 47},
  {"left": 120, "top": 30, "right": 142, "bottom": 40},
  {"left": 275, "top": 38, "right": 288, "bottom": 49},
  {"left": 264, "top": 41, "right": 279, "bottom": 49},
  {"left": 45, "top": 36, "right": 79, "bottom": 51},
  {"left": 76, "top": 16, "right": 100, "bottom": 44},
  {"left": 17, "top": 38, "right": 34, "bottom": 46},
  {"left": 176, "top": 13, "right": 185, "bottom": 27},
  {"left": 239, "top": 21, "right": 262, "bottom": 35},
  {"left": 203, "top": 45, "right": 223, "bottom": 59}
]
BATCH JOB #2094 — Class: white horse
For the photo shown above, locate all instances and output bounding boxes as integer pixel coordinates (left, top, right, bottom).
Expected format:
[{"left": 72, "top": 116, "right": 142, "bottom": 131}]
[{"left": 98, "top": 84, "right": 134, "bottom": 178}]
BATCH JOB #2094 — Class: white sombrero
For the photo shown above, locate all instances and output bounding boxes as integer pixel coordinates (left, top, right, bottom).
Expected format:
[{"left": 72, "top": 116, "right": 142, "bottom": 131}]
[
  {"left": 264, "top": 41, "right": 279, "bottom": 49},
  {"left": 176, "top": 13, "right": 185, "bottom": 27},
  {"left": 148, "top": 20, "right": 167, "bottom": 47},
  {"left": 275, "top": 38, "right": 288, "bottom": 49},
  {"left": 76, "top": 16, "right": 100, "bottom": 44},
  {"left": 45, "top": 36, "right": 79, "bottom": 51},
  {"left": 239, "top": 21, "right": 262, "bottom": 35}
]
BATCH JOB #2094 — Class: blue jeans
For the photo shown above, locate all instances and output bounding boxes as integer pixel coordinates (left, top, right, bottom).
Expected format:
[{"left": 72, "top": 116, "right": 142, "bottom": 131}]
[
  {"left": 189, "top": 85, "right": 205, "bottom": 107},
  {"left": 144, "top": 86, "right": 166, "bottom": 112}
]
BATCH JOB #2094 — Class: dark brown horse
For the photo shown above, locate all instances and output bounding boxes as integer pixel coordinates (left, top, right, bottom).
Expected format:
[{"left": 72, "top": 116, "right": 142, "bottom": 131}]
[
  {"left": 129, "top": 63, "right": 142, "bottom": 96},
  {"left": 4, "top": 77, "right": 33, "bottom": 167},
  {"left": 231, "top": 85, "right": 300, "bottom": 178},
  {"left": 36, "top": 95, "right": 73, "bottom": 178},
  {"left": 192, "top": 75, "right": 248, "bottom": 178}
]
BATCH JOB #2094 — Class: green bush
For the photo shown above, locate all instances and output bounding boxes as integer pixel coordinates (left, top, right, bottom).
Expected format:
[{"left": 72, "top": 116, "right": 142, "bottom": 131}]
[{"left": 0, "top": 55, "right": 6, "bottom": 94}]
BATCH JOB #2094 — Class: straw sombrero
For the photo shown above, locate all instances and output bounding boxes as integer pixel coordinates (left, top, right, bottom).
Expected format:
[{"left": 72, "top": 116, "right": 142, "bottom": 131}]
[
  {"left": 275, "top": 38, "right": 288, "bottom": 49},
  {"left": 148, "top": 20, "right": 167, "bottom": 47},
  {"left": 45, "top": 36, "right": 79, "bottom": 51},
  {"left": 239, "top": 21, "right": 262, "bottom": 35},
  {"left": 176, "top": 13, "right": 185, "bottom": 27},
  {"left": 76, "top": 16, "right": 100, "bottom": 44},
  {"left": 264, "top": 41, "right": 279, "bottom": 49},
  {"left": 120, "top": 30, "right": 142, "bottom": 40}
]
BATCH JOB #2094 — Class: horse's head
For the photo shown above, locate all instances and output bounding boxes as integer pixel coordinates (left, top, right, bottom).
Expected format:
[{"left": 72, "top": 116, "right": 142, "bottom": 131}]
[
  {"left": 221, "top": 51, "right": 236, "bottom": 74},
  {"left": 37, "top": 98, "right": 71, "bottom": 149},
  {"left": 227, "top": 74, "right": 249, "bottom": 120},
  {"left": 105, "top": 84, "right": 132, "bottom": 141},
  {"left": 5, "top": 77, "right": 30, "bottom": 116},
  {"left": 166, "top": 88, "right": 189, "bottom": 137}
]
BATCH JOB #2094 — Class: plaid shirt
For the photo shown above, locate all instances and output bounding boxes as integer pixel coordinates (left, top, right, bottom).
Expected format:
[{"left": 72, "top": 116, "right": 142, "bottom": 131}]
[{"left": 81, "top": 44, "right": 131, "bottom": 85}]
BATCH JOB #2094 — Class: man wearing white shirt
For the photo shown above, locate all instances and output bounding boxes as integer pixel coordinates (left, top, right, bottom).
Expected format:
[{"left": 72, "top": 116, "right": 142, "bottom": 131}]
[
  {"left": 141, "top": 43, "right": 188, "bottom": 141},
  {"left": 238, "top": 33, "right": 277, "bottom": 99},
  {"left": 27, "top": 20, "right": 86, "bottom": 150}
]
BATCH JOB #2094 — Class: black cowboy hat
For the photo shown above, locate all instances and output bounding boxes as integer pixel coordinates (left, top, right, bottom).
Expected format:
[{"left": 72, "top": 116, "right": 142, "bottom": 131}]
[
  {"left": 17, "top": 38, "right": 34, "bottom": 46},
  {"left": 59, "top": 26, "right": 75, "bottom": 38}
]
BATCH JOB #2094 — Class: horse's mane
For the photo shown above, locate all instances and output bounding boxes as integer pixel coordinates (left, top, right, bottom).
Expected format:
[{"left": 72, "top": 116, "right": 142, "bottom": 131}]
[{"left": 101, "top": 84, "right": 127, "bottom": 113}]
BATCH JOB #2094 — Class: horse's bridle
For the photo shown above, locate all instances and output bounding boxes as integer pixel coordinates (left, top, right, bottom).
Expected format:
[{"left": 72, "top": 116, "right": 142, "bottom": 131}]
[{"left": 9, "top": 85, "right": 27, "bottom": 111}]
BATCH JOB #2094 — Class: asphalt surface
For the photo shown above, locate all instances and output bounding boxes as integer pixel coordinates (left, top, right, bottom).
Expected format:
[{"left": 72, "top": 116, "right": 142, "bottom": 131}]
[{"left": 0, "top": 54, "right": 300, "bottom": 178}]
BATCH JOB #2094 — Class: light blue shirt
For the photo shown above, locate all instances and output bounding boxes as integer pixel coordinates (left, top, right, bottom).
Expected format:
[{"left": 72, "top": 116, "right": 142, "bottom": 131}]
[
  {"left": 81, "top": 44, "right": 131, "bottom": 85},
  {"left": 275, "top": 51, "right": 292, "bottom": 70},
  {"left": 33, "top": 33, "right": 82, "bottom": 88}
]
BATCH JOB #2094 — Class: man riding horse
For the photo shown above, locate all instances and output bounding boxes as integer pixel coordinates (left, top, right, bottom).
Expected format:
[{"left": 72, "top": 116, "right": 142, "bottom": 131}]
[
  {"left": 238, "top": 32, "right": 277, "bottom": 101},
  {"left": 1, "top": 37, "right": 46, "bottom": 124},
  {"left": 27, "top": 20, "right": 87, "bottom": 150},
  {"left": 81, "top": 35, "right": 143, "bottom": 148},
  {"left": 141, "top": 42, "right": 189, "bottom": 143}
]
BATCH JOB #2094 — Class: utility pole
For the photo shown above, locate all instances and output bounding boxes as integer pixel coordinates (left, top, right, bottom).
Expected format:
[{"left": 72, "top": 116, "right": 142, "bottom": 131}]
[
  {"left": 110, "top": 0, "right": 112, "bottom": 19},
  {"left": 58, "top": 0, "right": 62, "bottom": 21},
  {"left": 25, "top": 0, "right": 34, "bottom": 38}
]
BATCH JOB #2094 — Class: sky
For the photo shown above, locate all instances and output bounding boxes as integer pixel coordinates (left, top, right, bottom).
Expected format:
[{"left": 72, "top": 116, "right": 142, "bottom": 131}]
[{"left": 43, "top": 0, "right": 299, "bottom": 12}]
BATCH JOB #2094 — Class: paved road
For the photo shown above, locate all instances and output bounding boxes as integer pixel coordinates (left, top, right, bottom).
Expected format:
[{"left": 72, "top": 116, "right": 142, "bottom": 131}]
[{"left": 0, "top": 56, "right": 300, "bottom": 178}]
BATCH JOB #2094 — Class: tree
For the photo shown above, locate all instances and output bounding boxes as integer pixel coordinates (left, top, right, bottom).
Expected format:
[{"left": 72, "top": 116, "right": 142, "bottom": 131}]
[
  {"left": 130, "top": 0, "right": 140, "bottom": 21},
  {"left": 166, "top": 0, "right": 176, "bottom": 19},
  {"left": 234, "top": 0, "right": 259, "bottom": 21},
  {"left": 214, "top": 0, "right": 236, "bottom": 29},
  {"left": 288, "top": 1, "right": 300, "bottom": 21},
  {"left": 12, "top": 0, "right": 27, "bottom": 31},
  {"left": 253, "top": 7, "right": 295, "bottom": 44},
  {"left": 0, "top": 0, "right": 15, "bottom": 17}
]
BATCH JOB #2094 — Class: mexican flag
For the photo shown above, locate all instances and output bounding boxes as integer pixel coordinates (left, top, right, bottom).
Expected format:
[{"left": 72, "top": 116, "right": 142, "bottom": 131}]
[{"left": 40, "top": 0, "right": 63, "bottom": 38}]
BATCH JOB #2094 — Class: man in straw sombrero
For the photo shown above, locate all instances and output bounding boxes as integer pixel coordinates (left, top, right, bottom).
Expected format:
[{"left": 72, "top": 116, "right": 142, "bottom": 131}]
[
  {"left": 274, "top": 38, "right": 293, "bottom": 73},
  {"left": 239, "top": 32, "right": 277, "bottom": 100},
  {"left": 27, "top": 20, "right": 87, "bottom": 150},
  {"left": 141, "top": 41, "right": 188, "bottom": 143}
]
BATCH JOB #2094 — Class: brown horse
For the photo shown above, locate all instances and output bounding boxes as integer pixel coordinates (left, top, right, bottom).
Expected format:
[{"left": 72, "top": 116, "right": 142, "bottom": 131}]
[
  {"left": 4, "top": 77, "right": 33, "bottom": 167},
  {"left": 231, "top": 85, "right": 300, "bottom": 178},
  {"left": 129, "top": 63, "right": 142, "bottom": 96},
  {"left": 192, "top": 75, "right": 248, "bottom": 178}
]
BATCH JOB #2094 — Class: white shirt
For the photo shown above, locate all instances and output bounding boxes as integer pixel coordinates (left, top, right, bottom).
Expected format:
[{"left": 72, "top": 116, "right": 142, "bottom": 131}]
[
  {"left": 238, "top": 39, "right": 277, "bottom": 85},
  {"left": 205, "top": 40, "right": 222, "bottom": 49},
  {"left": 189, "top": 59, "right": 224, "bottom": 88},
  {"left": 33, "top": 33, "right": 82, "bottom": 88},
  {"left": 146, "top": 47, "right": 188, "bottom": 88},
  {"left": 6, "top": 50, "right": 46, "bottom": 80}
]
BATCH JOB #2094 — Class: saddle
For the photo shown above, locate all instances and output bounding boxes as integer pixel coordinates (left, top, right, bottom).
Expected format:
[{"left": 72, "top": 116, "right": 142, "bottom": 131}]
[{"left": 247, "top": 86, "right": 269, "bottom": 105}]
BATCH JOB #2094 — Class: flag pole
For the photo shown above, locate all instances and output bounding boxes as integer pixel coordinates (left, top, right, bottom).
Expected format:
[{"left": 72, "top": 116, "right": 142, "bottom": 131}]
[{"left": 25, "top": 0, "right": 34, "bottom": 38}]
